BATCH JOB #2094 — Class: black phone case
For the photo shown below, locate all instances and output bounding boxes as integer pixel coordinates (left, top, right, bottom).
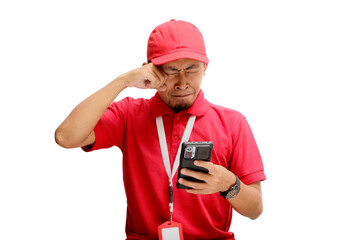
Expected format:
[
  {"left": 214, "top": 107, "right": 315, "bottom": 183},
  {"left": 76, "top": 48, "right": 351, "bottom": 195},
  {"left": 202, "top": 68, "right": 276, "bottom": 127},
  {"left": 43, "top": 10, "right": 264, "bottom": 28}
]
[{"left": 176, "top": 141, "right": 213, "bottom": 189}]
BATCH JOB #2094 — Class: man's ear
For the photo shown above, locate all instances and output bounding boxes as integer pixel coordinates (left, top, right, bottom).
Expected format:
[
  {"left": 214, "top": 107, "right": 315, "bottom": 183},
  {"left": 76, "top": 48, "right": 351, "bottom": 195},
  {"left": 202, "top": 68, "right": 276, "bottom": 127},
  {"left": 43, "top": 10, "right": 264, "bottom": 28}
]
[
  {"left": 203, "top": 63, "right": 208, "bottom": 76},
  {"left": 142, "top": 62, "right": 148, "bottom": 66}
]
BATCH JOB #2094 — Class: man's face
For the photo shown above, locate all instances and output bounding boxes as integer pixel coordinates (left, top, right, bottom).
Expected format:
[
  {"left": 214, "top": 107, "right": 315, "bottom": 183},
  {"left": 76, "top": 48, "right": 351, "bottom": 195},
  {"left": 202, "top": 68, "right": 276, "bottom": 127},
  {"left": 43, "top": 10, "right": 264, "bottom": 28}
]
[{"left": 158, "top": 58, "right": 207, "bottom": 112}]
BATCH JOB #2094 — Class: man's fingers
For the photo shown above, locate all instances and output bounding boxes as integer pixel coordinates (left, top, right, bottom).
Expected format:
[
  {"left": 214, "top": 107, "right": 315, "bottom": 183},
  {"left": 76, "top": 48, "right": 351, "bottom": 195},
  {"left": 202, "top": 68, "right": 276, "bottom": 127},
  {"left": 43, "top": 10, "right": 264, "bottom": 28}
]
[
  {"left": 178, "top": 178, "right": 207, "bottom": 190},
  {"left": 152, "top": 66, "right": 168, "bottom": 90},
  {"left": 151, "top": 65, "right": 165, "bottom": 80},
  {"left": 194, "top": 160, "right": 214, "bottom": 174},
  {"left": 127, "top": 63, "right": 168, "bottom": 90},
  {"left": 180, "top": 168, "right": 209, "bottom": 182},
  {"left": 145, "top": 64, "right": 168, "bottom": 90},
  {"left": 185, "top": 188, "right": 207, "bottom": 195},
  {"left": 178, "top": 178, "right": 214, "bottom": 195}
]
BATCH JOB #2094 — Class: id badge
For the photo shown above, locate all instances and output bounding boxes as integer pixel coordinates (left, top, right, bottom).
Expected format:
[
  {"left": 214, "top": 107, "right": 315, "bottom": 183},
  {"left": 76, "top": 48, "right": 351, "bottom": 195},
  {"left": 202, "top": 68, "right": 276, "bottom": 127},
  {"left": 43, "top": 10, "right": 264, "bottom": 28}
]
[{"left": 158, "top": 221, "right": 184, "bottom": 240}]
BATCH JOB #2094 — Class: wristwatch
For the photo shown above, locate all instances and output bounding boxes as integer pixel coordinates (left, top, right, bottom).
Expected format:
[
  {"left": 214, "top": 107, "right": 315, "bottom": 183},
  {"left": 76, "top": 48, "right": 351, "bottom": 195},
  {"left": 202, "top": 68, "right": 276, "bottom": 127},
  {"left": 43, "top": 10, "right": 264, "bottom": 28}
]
[{"left": 220, "top": 175, "right": 241, "bottom": 199}]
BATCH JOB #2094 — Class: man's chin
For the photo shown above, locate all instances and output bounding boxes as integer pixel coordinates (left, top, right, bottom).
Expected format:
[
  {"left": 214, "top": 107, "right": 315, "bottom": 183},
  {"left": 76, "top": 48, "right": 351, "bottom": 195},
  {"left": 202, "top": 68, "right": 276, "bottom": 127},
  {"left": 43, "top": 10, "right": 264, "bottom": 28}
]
[{"left": 171, "top": 103, "right": 192, "bottom": 112}]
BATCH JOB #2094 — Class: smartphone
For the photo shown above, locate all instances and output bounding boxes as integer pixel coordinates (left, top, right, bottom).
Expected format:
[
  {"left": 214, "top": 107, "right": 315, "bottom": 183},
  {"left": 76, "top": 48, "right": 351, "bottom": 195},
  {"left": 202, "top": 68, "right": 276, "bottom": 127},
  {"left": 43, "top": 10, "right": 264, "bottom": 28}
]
[{"left": 176, "top": 141, "right": 213, "bottom": 189}]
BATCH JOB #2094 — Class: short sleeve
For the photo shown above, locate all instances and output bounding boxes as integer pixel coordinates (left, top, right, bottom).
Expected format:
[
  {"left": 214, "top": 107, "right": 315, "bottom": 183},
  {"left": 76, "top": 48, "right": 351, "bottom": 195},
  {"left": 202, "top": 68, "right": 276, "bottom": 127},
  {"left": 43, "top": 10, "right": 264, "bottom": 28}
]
[
  {"left": 230, "top": 118, "right": 266, "bottom": 185},
  {"left": 82, "top": 97, "right": 132, "bottom": 152}
]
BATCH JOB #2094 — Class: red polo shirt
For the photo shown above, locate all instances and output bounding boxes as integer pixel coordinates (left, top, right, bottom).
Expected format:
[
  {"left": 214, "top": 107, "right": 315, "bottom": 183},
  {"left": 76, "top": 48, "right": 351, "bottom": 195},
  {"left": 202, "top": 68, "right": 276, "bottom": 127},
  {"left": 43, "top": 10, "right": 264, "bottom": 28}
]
[{"left": 83, "top": 90, "right": 265, "bottom": 240}]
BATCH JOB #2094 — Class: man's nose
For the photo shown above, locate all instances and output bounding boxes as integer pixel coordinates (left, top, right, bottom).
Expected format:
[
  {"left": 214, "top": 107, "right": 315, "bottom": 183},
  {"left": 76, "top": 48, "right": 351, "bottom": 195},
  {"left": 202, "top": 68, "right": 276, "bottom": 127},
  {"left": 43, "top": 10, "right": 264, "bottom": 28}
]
[{"left": 175, "top": 72, "right": 188, "bottom": 90}]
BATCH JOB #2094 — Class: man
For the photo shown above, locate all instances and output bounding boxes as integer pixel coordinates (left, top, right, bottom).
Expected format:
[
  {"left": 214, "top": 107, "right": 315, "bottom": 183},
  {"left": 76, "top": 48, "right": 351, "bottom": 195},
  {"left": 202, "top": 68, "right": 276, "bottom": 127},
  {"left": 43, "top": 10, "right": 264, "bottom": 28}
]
[{"left": 55, "top": 19, "right": 265, "bottom": 240}]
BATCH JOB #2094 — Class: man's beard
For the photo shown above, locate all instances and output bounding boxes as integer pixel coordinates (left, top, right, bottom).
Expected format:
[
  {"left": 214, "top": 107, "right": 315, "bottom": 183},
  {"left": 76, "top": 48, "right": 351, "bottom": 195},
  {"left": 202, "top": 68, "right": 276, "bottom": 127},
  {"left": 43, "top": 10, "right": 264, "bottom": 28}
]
[{"left": 171, "top": 103, "right": 192, "bottom": 113}]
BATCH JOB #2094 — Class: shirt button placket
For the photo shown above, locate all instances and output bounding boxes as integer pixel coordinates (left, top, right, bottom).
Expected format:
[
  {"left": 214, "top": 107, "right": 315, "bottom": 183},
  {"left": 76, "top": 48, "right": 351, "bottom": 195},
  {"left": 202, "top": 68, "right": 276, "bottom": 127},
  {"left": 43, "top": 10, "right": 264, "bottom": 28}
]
[
  {"left": 174, "top": 115, "right": 180, "bottom": 141},
  {"left": 170, "top": 115, "right": 181, "bottom": 159}
]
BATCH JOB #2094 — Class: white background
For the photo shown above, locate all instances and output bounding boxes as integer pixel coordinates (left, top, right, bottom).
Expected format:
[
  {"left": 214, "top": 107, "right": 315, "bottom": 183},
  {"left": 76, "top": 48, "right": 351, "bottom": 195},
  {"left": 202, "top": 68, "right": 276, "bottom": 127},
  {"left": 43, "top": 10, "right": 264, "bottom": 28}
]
[{"left": 1, "top": 0, "right": 359, "bottom": 239}]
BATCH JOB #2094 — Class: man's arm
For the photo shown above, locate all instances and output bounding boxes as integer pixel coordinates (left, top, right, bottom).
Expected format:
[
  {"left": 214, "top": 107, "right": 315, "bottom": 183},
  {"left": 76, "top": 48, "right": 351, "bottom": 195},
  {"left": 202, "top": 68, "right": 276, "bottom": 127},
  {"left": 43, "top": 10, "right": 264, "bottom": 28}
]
[
  {"left": 55, "top": 63, "right": 168, "bottom": 149},
  {"left": 228, "top": 181, "right": 263, "bottom": 220},
  {"left": 178, "top": 161, "right": 263, "bottom": 220}
]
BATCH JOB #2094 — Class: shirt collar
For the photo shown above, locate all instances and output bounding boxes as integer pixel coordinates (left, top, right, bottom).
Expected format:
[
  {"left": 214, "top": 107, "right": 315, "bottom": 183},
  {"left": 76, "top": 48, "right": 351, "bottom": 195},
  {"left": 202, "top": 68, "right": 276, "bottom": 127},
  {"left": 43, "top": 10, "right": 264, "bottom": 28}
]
[{"left": 150, "top": 90, "right": 210, "bottom": 118}]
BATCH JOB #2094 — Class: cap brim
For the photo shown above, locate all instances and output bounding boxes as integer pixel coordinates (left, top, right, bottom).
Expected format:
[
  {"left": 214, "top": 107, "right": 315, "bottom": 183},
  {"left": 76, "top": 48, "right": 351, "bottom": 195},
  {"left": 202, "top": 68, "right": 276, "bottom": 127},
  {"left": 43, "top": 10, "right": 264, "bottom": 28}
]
[{"left": 150, "top": 51, "right": 209, "bottom": 65}]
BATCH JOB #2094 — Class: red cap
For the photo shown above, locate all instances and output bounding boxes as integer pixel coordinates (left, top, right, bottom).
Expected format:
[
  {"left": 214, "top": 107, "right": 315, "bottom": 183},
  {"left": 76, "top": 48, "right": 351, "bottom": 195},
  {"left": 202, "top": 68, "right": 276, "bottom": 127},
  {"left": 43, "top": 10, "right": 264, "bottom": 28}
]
[{"left": 147, "top": 19, "right": 209, "bottom": 65}]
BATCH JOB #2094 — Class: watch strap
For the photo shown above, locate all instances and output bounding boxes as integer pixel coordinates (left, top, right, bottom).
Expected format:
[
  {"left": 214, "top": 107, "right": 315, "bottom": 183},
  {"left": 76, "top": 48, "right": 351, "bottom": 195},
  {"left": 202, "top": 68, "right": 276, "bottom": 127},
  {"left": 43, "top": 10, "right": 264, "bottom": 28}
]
[{"left": 220, "top": 174, "right": 240, "bottom": 199}]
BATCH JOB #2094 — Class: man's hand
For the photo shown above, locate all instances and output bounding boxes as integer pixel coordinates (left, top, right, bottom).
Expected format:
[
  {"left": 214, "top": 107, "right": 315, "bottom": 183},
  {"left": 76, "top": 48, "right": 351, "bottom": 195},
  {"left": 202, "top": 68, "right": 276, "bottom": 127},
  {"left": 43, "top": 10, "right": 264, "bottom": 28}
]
[
  {"left": 125, "top": 63, "right": 168, "bottom": 91},
  {"left": 178, "top": 160, "right": 264, "bottom": 220},
  {"left": 178, "top": 160, "right": 236, "bottom": 195}
]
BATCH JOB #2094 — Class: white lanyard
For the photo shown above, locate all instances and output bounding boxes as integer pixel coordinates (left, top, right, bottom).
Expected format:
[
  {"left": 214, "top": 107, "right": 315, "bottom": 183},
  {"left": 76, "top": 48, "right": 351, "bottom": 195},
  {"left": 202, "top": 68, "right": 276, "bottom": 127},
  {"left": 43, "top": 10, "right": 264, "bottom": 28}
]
[{"left": 156, "top": 115, "right": 196, "bottom": 222}]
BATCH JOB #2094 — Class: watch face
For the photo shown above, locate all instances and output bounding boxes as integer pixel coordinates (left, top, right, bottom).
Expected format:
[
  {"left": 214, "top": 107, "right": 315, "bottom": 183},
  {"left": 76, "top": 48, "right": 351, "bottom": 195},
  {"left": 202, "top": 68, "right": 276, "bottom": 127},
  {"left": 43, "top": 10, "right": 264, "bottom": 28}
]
[
  {"left": 221, "top": 175, "right": 241, "bottom": 199},
  {"left": 225, "top": 186, "right": 240, "bottom": 199}
]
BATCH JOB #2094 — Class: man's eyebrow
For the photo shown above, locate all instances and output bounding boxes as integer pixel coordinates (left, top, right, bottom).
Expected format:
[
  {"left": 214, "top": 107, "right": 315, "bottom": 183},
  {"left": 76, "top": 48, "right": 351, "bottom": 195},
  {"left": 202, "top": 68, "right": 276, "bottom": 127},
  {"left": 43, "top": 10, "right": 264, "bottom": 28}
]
[
  {"left": 162, "top": 66, "right": 179, "bottom": 71},
  {"left": 185, "top": 64, "right": 198, "bottom": 70},
  {"left": 162, "top": 64, "right": 199, "bottom": 71}
]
